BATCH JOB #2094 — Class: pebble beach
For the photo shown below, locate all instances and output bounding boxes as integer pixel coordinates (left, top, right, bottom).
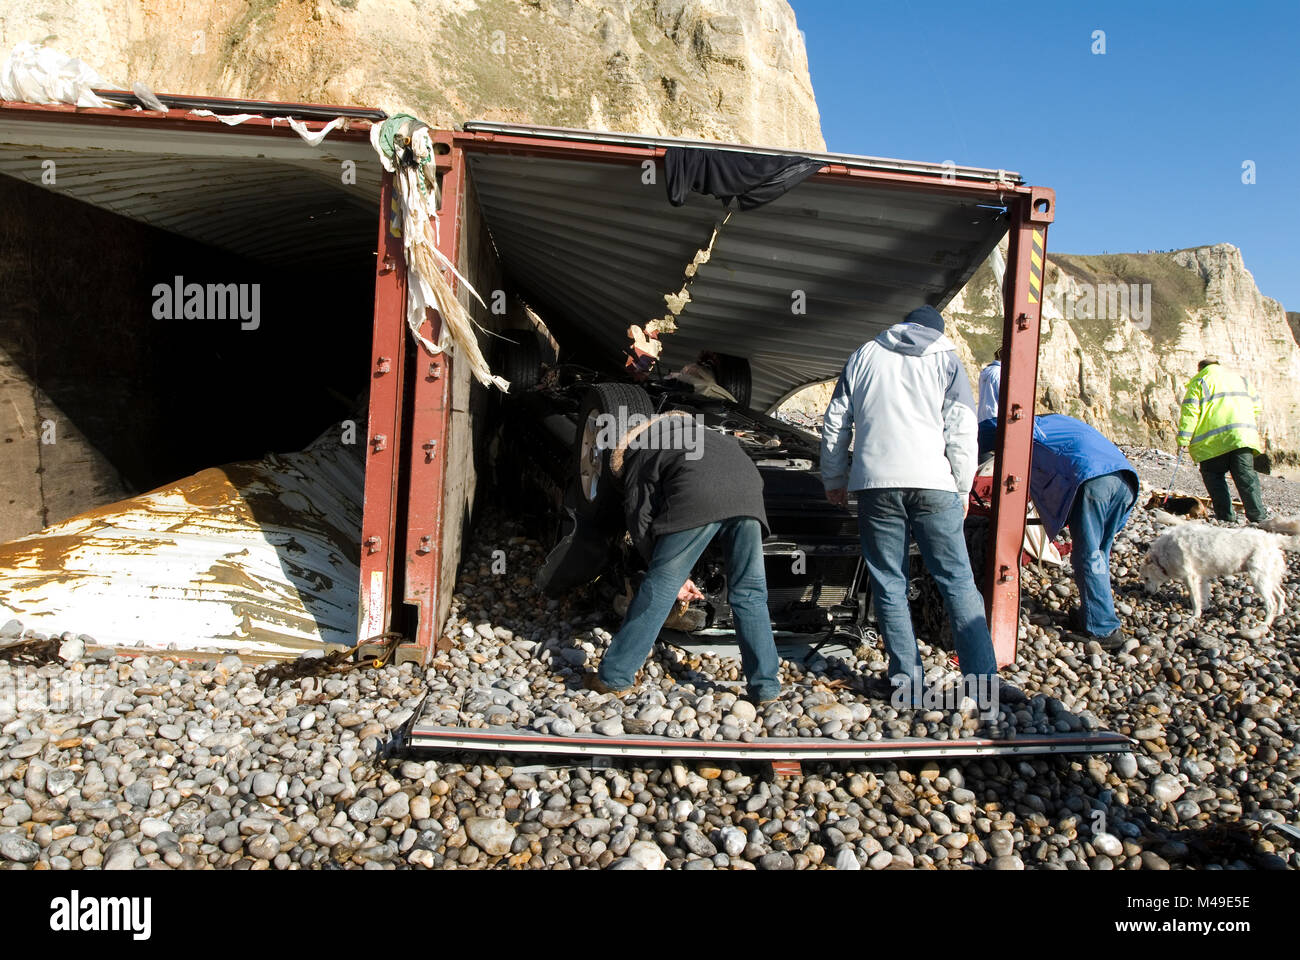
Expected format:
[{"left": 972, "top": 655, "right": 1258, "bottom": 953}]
[{"left": 1, "top": 462, "right": 1297, "bottom": 871}]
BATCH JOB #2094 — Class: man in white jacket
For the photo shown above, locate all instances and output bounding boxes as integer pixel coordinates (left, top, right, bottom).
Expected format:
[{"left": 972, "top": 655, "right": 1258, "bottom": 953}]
[{"left": 821, "top": 305, "right": 999, "bottom": 704}]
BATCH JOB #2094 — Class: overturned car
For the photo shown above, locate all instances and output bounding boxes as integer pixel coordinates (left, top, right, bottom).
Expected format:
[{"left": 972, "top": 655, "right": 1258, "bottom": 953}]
[
  {"left": 488, "top": 338, "right": 1001, "bottom": 649},
  {"left": 492, "top": 345, "right": 869, "bottom": 639}
]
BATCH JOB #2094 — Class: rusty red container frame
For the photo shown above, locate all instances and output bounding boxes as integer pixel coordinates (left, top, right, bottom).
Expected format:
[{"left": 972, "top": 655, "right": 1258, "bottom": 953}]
[{"left": 374, "top": 129, "right": 1053, "bottom": 669}]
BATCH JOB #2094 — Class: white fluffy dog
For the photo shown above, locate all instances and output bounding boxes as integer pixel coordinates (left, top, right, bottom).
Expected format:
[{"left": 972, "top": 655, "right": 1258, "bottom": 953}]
[
  {"left": 1261, "top": 515, "right": 1300, "bottom": 536},
  {"left": 1140, "top": 523, "right": 1295, "bottom": 639}
]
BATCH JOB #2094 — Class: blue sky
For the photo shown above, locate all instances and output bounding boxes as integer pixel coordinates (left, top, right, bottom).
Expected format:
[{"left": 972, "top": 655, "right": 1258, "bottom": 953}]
[{"left": 790, "top": 0, "right": 1299, "bottom": 309}]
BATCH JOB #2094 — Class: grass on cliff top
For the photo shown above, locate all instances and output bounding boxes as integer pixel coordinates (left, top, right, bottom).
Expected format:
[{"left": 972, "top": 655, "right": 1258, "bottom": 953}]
[
  {"left": 948, "top": 257, "right": 1003, "bottom": 362},
  {"left": 1051, "top": 250, "right": 1209, "bottom": 345},
  {"left": 959, "top": 257, "right": 1000, "bottom": 319},
  {"left": 956, "top": 323, "right": 1002, "bottom": 366}
]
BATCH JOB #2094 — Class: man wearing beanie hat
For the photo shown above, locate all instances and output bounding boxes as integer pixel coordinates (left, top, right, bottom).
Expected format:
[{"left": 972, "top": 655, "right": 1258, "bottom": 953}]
[{"left": 821, "top": 304, "right": 1001, "bottom": 705}]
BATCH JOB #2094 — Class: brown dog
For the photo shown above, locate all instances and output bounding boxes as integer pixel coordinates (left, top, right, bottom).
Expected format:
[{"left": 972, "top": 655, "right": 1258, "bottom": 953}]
[{"left": 1145, "top": 492, "right": 1210, "bottom": 519}]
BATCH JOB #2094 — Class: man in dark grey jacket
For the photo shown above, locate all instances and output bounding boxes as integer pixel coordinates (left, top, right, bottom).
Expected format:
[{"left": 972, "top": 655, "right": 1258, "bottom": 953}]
[{"left": 586, "top": 411, "right": 783, "bottom": 703}]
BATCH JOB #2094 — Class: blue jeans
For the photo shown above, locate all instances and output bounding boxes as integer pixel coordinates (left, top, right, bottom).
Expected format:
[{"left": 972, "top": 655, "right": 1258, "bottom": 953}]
[
  {"left": 977, "top": 420, "right": 998, "bottom": 463},
  {"left": 856, "top": 488, "right": 998, "bottom": 691},
  {"left": 597, "top": 517, "right": 782, "bottom": 701},
  {"left": 1067, "top": 472, "right": 1136, "bottom": 637}
]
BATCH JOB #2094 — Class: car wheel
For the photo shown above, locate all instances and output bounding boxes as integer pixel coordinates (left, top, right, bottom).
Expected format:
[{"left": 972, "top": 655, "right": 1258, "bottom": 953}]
[
  {"left": 573, "top": 382, "right": 653, "bottom": 526},
  {"left": 909, "top": 556, "right": 952, "bottom": 651},
  {"left": 964, "top": 513, "right": 991, "bottom": 593},
  {"left": 909, "top": 513, "right": 992, "bottom": 653},
  {"left": 707, "top": 353, "right": 751, "bottom": 408},
  {"left": 494, "top": 331, "right": 543, "bottom": 391}
]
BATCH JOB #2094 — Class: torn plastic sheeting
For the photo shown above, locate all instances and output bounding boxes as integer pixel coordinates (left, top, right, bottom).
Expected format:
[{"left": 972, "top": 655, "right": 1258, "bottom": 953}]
[
  {"left": 0, "top": 428, "right": 364, "bottom": 657},
  {"left": 130, "top": 81, "right": 168, "bottom": 113},
  {"left": 0, "top": 43, "right": 112, "bottom": 108},
  {"left": 665, "top": 364, "right": 737, "bottom": 403},
  {"left": 187, "top": 109, "right": 350, "bottom": 147},
  {"left": 286, "top": 115, "right": 346, "bottom": 146},
  {"left": 1023, "top": 501, "right": 1063, "bottom": 566},
  {"left": 188, "top": 109, "right": 261, "bottom": 125},
  {"left": 370, "top": 114, "right": 506, "bottom": 391}
]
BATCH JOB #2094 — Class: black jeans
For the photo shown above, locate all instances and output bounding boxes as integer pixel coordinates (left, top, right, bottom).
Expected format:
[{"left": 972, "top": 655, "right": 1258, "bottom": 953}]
[{"left": 1198, "top": 448, "right": 1268, "bottom": 522}]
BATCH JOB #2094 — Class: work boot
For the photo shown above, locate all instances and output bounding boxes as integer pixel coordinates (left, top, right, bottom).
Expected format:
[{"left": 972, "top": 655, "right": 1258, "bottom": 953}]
[
  {"left": 1066, "top": 627, "right": 1124, "bottom": 650},
  {"left": 1093, "top": 628, "right": 1125, "bottom": 651},
  {"left": 860, "top": 676, "right": 895, "bottom": 702},
  {"left": 997, "top": 681, "right": 1028, "bottom": 705},
  {"left": 582, "top": 673, "right": 632, "bottom": 698},
  {"left": 859, "top": 674, "right": 925, "bottom": 705}
]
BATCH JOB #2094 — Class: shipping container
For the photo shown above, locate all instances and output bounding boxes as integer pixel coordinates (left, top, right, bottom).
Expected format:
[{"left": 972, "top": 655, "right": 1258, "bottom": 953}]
[{"left": 0, "top": 94, "right": 1125, "bottom": 762}]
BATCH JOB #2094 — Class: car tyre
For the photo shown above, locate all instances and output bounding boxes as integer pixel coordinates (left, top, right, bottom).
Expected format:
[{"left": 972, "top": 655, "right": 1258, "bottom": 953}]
[
  {"left": 572, "top": 382, "right": 654, "bottom": 527},
  {"left": 494, "top": 331, "right": 543, "bottom": 392},
  {"left": 706, "top": 353, "right": 752, "bottom": 408}
]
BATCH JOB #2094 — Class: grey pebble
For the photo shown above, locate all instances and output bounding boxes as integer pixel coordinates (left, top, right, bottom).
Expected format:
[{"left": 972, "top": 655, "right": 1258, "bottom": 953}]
[
  {"left": 348, "top": 797, "right": 379, "bottom": 823},
  {"left": 1, "top": 835, "right": 40, "bottom": 863}
]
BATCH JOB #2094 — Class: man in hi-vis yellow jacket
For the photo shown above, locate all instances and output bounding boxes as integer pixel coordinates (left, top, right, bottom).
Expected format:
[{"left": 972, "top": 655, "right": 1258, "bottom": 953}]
[{"left": 1177, "top": 358, "right": 1269, "bottom": 523}]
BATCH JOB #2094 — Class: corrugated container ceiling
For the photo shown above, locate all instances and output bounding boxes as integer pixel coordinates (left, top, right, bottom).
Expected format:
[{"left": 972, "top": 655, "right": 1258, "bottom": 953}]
[
  {"left": 466, "top": 148, "right": 1009, "bottom": 411},
  {"left": 0, "top": 114, "right": 382, "bottom": 269}
]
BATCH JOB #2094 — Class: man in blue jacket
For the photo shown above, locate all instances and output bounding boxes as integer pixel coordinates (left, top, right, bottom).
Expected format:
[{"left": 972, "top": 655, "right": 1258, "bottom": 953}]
[{"left": 986, "top": 413, "right": 1138, "bottom": 649}]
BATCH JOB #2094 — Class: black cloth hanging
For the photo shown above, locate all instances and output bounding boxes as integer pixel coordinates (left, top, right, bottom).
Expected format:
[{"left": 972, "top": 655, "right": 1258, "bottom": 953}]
[{"left": 664, "top": 146, "right": 822, "bottom": 210}]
